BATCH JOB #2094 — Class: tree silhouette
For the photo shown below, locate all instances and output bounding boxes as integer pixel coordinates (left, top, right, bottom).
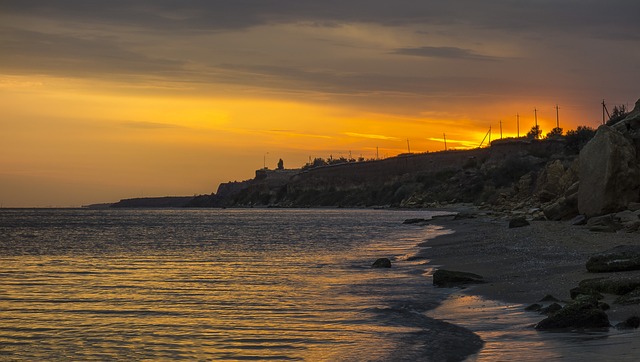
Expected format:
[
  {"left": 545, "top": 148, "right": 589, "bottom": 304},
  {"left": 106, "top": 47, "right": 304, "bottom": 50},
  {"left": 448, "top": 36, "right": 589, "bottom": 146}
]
[
  {"left": 277, "top": 158, "right": 284, "bottom": 170},
  {"left": 545, "top": 127, "right": 563, "bottom": 138},
  {"left": 526, "top": 125, "right": 542, "bottom": 139}
]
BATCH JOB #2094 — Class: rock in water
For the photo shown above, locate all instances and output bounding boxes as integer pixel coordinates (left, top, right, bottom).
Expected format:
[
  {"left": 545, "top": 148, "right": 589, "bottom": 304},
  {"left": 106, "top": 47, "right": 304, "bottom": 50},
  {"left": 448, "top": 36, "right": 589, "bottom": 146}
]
[
  {"left": 433, "top": 269, "right": 485, "bottom": 287},
  {"left": 535, "top": 299, "right": 610, "bottom": 330},
  {"left": 402, "top": 218, "right": 428, "bottom": 225},
  {"left": 371, "top": 258, "right": 392, "bottom": 268},
  {"left": 578, "top": 125, "right": 640, "bottom": 217},
  {"left": 586, "top": 245, "right": 640, "bottom": 273},
  {"left": 508, "top": 217, "right": 530, "bottom": 228}
]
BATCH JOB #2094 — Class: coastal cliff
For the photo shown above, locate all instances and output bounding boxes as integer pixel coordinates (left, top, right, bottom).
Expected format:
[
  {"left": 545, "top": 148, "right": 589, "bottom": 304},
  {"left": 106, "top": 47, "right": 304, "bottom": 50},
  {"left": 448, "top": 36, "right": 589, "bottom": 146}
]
[
  {"left": 205, "top": 98, "right": 640, "bottom": 221},
  {"left": 211, "top": 137, "right": 569, "bottom": 211}
]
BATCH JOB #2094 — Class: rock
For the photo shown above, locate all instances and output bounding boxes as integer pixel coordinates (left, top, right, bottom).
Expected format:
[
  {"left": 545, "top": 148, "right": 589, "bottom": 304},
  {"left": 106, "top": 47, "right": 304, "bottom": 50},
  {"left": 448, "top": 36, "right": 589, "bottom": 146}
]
[
  {"left": 586, "top": 245, "right": 640, "bottom": 272},
  {"left": 599, "top": 302, "right": 610, "bottom": 311},
  {"left": 535, "top": 299, "right": 610, "bottom": 330},
  {"left": 578, "top": 125, "right": 640, "bottom": 217},
  {"left": 403, "top": 218, "right": 428, "bottom": 225},
  {"left": 453, "top": 212, "right": 476, "bottom": 220},
  {"left": 432, "top": 269, "right": 485, "bottom": 287},
  {"left": 579, "top": 277, "right": 640, "bottom": 295},
  {"left": 525, "top": 303, "right": 542, "bottom": 312},
  {"left": 372, "top": 258, "right": 392, "bottom": 268},
  {"left": 508, "top": 217, "right": 530, "bottom": 228},
  {"left": 569, "top": 214, "right": 587, "bottom": 226},
  {"left": 615, "top": 316, "right": 640, "bottom": 329},
  {"left": 543, "top": 195, "right": 578, "bottom": 221},
  {"left": 539, "top": 294, "right": 560, "bottom": 302},
  {"left": 614, "top": 288, "right": 640, "bottom": 305},
  {"left": 570, "top": 286, "right": 603, "bottom": 300},
  {"left": 615, "top": 210, "right": 639, "bottom": 223},
  {"left": 540, "top": 303, "right": 563, "bottom": 315},
  {"left": 537, "top": 160, "right": 566, "bottom": 201},
  {"left": 614, "top": 210, "right": 640, "bottom": 232},
  {"left": 628, "top": 202, "right": 640, "bottom": 212},
  {"left": 586, "top": 214, "right": 622, "bottom": 233},
  {"left": 623, "top": 220, "right": 640, "bottom": 233}
]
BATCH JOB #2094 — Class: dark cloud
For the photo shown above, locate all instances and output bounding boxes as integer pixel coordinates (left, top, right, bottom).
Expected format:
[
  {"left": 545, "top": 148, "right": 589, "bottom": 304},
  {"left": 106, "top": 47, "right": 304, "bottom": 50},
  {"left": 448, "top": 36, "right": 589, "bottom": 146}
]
[
  {"left": 212, "top": 63, "right": 518, "bottom": 97},
  {"left": 0, "top": 26, "right": 184, "bottom": 77},
  {"left": 1, "top": 0, "right": 638, "bottom": 36},
  {"left": 1, "top": 0, "right": 638, "bottom": 114},
  {"left": 392, "top": 46, "right": 498, "bottom": 61}
]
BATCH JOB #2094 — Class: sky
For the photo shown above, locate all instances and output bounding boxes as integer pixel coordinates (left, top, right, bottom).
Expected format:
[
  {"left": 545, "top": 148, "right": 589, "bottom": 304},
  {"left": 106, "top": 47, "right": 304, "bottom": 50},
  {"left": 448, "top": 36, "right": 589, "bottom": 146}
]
[{"left": 1, "top": 1, "right": 639, "bottom": 207}]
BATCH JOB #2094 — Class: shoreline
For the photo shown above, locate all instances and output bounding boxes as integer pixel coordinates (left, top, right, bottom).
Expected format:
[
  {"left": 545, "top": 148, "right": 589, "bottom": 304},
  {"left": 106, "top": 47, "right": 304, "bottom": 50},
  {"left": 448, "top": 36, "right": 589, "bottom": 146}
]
[{"left": 416, "top": 212, "right": 640, "bottom": 359}]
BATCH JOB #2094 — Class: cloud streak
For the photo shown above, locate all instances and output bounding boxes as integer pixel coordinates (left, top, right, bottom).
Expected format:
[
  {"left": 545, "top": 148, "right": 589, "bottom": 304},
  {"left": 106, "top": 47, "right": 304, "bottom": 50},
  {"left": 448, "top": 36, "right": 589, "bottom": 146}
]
[{"left": 392, "top": 46, "right": 498, "bottom": 61}]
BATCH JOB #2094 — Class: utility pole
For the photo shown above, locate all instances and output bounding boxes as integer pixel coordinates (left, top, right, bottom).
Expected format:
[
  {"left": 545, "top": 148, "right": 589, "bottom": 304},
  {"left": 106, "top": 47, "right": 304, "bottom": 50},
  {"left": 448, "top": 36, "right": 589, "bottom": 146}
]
[
  {"left": 443, "top": 133, "right": 447, "bottom": 151},
  {"left": 263, "top": 152, "right": 269, "bottom": 169},
  {"left": 376, "top": 146, "right": 379, "bottom": 160},
  {"left": 499, "top": 120, "right": 503, "bottom": 139},
  {"left": 488, "top": 125, "right": 492, "bottom": 144},
  {"left": 406, "top": 138, "right": 411, "bottom": 153},
  {"left": 602, "top": 99, "right": 610, "bottom": 125},
  {"left": 534, "top": 108, "right": 539, "bottom": 139},
  {"left": 517, "top": 113, "right": 520, "bottom": 137},
  {"left": 555, "top": 104, "right": 560, "bottom": 129}
]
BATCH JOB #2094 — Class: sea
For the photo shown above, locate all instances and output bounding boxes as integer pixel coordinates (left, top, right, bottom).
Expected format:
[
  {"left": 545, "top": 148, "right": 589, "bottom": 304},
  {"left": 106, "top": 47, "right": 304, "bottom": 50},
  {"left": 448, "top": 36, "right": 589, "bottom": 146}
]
[
  {"left": 1, "top": 208, "right": 639, "bottom": 361},
  {"left": 0, "top": 208, "right": 478, "bottom": 361}
]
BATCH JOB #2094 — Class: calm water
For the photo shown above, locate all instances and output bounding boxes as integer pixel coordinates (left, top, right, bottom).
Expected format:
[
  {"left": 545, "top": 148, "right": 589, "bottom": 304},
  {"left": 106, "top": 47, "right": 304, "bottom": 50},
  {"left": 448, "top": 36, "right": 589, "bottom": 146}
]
[{"left": 0, "top": 208, "right": 469, "bottom": 361}]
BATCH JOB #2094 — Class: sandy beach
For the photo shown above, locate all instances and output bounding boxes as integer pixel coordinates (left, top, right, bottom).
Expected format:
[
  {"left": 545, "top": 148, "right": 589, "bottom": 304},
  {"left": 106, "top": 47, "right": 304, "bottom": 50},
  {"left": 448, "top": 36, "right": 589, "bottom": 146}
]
[
  {"left": 422, "top": 212, "right": 640, "bottom": 318},
  {"left": 415, "top": 210, "right": 640, "bottom": 359}
]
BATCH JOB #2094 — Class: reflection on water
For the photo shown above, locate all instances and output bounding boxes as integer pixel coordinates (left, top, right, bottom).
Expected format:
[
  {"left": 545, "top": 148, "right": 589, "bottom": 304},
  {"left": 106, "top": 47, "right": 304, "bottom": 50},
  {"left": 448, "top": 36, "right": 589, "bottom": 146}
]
[
  {"left": 0, "top": 208, "right": 448, "bottom": 361},
  {"left": 430, "top": 294, "right": 640, "bottom": 361}
]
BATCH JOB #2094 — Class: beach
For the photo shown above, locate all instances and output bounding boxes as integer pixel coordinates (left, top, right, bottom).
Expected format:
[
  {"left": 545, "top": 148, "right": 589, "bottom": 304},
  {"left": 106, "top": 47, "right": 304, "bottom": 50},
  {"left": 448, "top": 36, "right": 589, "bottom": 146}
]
[{"left": 418, "top": 209, "right": 640, "bottom": 360}]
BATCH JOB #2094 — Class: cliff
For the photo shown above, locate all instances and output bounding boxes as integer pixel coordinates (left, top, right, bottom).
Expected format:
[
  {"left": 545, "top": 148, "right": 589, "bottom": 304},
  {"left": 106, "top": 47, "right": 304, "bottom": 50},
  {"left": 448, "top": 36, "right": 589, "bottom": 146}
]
[{"left": 211, "top": 137, "right": 569, "bottom": 210}]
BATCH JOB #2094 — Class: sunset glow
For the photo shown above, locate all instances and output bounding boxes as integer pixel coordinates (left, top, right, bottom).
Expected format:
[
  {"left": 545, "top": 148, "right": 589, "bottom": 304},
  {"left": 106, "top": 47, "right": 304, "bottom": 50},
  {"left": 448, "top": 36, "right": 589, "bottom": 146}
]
[{"left": 1, "top": 1, "right": 638, "bottom": 206}]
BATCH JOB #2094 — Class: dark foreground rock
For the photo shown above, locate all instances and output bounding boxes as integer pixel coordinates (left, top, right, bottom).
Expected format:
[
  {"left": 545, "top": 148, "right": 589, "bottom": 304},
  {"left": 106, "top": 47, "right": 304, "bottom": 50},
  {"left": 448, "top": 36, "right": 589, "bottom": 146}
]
[
  {"left": 433, "top": 269, "right": 485, "bottom": 287},
  {"left": 614, "top": 288, "right": 640, "bottom": 305},
  {"left": 508, "top": 217, "right": 530, "bottom": 228},
  {"left": 615, "top": 316, "right": 640, "bottom": 329},
  {"left": 586, "top": 245, "right": 640, "bottom": 272},
  {"left": 372, "top": 258, "right": 392, "bottom": 268},
  {"left": 535, "top": 299, "right": 610, "bottom": 330},
  {"left": 579, "top": 277, "right": 640, "bottom": 295}
]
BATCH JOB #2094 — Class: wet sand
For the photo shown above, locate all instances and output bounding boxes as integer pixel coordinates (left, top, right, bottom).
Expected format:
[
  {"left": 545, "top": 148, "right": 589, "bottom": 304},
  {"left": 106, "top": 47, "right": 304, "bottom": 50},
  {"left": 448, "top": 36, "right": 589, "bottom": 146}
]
[{"left": 416, "top": 211, "right": 640, "bottom": 360}]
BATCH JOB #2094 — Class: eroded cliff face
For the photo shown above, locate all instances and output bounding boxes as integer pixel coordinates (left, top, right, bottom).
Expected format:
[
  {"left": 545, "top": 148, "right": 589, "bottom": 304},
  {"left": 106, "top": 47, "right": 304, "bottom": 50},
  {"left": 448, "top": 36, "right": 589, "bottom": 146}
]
[{"left": 213, "top": 139, "right": 571, "bottom": 210}]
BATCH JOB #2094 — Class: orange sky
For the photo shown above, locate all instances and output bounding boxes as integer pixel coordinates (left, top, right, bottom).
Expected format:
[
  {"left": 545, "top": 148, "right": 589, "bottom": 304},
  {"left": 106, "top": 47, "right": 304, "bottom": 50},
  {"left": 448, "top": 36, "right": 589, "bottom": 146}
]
[{"left": 1, "top": 2, "right": 638, "bottom": 207}]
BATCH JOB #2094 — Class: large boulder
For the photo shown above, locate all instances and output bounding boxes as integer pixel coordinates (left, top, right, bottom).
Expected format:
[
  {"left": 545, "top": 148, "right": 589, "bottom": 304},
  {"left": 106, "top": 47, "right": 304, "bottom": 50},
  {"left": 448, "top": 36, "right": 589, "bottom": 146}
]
[
  {"left": 432, "top": 269, "right": 485, "bottom": 287},
  {"left": 586, "top": 245, "right": 640, "bottom": 272},
  {"left": 578, "top": 126, "right": 640, "bottom": 217}
]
